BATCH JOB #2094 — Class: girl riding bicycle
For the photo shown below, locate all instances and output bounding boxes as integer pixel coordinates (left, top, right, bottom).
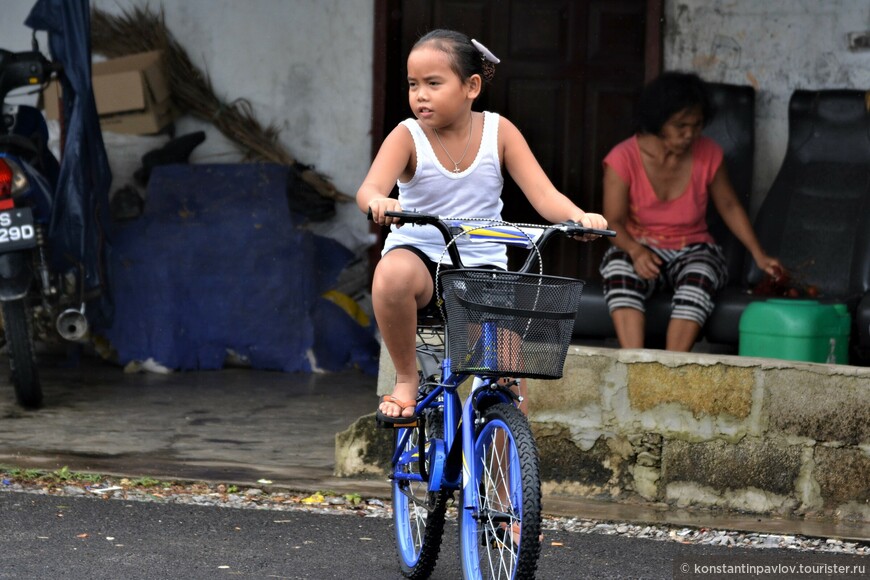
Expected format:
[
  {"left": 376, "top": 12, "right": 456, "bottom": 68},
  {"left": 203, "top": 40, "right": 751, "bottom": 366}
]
[{"left": 356, "top": 29, "right": 608, "bottom": 424}]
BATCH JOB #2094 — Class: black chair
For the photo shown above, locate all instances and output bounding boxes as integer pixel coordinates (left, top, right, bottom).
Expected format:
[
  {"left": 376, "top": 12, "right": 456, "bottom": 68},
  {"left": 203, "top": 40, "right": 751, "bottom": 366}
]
[
  {"left": 706, "top": 89, "right": 870, "bottom": 365},
  {"left": 573, "top": 83, "right": 756, "bottom": 345},
  {"left": 703, "top": 83, "right": 756, "bottom": 285}
]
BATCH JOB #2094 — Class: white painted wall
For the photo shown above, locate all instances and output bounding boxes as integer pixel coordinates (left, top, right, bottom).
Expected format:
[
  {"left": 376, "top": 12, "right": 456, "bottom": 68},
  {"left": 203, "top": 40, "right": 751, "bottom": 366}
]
[
  {"left": 664, "top": 0, "right": 870, "bottom": 215},
  {"left": 3, "top": 0, "right": 375, "bottom": 251}
]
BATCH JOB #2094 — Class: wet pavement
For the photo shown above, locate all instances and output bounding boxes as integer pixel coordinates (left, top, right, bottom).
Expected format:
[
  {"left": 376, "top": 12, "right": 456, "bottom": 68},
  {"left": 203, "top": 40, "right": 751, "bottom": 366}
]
[
  {"left": 0, "top": 353, "right": 387, "bottom": 497},
  {"left": 1, "top": 353, "right": 868, "bottom": 543}
]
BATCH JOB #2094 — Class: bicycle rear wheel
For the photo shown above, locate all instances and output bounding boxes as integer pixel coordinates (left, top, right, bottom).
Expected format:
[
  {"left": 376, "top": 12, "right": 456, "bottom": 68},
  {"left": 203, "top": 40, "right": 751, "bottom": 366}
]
[
  {"left": 392, "top": 404, "right": 449, "bottom": 578},
  {"left": 459, "top": 402, "right": 541, "bottom": 580}
]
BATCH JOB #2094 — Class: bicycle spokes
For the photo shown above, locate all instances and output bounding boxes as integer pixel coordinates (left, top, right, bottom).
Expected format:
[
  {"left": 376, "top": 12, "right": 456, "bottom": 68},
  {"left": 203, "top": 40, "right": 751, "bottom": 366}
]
[
  {"left": 460, "top": 403, "right": 541, "bottom": 580},
  {"left": 477, "top": 423, "right": 521, "bottom": 577}
]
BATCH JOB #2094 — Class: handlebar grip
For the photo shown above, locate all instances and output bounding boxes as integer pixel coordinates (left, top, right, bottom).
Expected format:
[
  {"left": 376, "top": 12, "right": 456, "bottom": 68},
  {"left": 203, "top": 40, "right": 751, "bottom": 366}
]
[
  {"left": 366, "top": 208, "right": 412, "bottom": 221},
  {"left": 563, "top": 221, "right": 616, "bottom": 237},
  {"left": 384, "top": 210, "right": 434, "bottom": 222},
  {"left": 367, "top": 208, "right": 438, "bottom": 225},
  {"left": 585, "top": 228, "right": 616, "bottom": 237}
]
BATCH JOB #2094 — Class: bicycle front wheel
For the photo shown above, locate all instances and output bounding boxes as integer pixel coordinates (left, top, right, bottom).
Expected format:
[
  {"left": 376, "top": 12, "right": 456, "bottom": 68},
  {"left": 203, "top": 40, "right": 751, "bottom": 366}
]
[
  {"left": 392, "top": 405, "right": 449, "bottom": 578},
  {"left": 459, "top": 402, "right": 542, "bottom": 580}
]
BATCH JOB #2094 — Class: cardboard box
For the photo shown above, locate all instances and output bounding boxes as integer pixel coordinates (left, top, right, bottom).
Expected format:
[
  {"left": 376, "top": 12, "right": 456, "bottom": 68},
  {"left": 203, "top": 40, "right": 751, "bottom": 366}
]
[{"left": 43, "top": 50, "right": 178, "bottom": 135}]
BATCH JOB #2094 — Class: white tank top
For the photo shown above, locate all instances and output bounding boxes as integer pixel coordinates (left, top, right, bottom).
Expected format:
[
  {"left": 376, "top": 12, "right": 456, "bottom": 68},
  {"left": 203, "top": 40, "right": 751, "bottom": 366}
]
[{"left": 381, "top": 111, "right": 506, "bottom": 269}]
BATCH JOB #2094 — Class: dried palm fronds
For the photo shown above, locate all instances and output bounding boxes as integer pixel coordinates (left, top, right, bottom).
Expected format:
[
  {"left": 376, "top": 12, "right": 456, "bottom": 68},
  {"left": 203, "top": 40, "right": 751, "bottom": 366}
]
[{"left": 90, "top": 5, "right": 349, "bottom": 202}]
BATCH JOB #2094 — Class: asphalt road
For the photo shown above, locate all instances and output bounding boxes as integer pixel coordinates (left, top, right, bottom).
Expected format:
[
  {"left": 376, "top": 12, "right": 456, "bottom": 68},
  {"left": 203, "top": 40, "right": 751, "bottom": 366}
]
[{"left": 1, "top": 491, "right": 866, "bottom": 580}]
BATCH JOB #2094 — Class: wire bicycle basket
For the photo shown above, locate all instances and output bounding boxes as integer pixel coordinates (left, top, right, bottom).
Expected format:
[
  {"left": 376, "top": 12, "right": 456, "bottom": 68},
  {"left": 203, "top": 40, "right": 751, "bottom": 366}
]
[{"left": 438, "top": 269, "right": 584, "bottom": 379}]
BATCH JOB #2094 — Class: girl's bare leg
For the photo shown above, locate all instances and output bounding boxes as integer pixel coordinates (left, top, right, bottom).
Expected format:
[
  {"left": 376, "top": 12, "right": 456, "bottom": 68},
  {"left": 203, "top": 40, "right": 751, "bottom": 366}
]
[{"left": 371, "top": 249, "right": 433, "bottom": 418}]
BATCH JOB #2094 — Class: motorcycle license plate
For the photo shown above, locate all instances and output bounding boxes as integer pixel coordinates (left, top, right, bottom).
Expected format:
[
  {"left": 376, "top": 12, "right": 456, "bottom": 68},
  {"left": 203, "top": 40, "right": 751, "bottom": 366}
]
[{"left": 0, "top": 208, "right": 37, "bottom": 251}]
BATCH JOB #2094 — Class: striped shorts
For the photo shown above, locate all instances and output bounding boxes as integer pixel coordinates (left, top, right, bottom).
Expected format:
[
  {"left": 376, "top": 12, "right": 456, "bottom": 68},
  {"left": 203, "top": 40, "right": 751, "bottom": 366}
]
[{"left": 599, "top": 243, "right": 728, "bottom": 326}]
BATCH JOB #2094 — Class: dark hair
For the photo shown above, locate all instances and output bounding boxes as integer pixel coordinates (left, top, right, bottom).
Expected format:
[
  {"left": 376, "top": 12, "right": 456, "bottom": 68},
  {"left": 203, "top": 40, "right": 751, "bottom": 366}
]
[
  {"left": 413, "top": 29, "right": 496, "bottom": 84},
  {"left": 635, "top": 71, "right": 714, "bottom": 134}
]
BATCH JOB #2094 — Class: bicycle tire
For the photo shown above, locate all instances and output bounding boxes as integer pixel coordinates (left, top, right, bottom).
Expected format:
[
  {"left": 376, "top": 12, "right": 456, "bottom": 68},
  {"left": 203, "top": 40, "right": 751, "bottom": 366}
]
[
  {"left": 2, "top": 299, "right": 42, "bottom": 409},
  {"left": 458, "top": 402, "right": 541, "bottom": 580},
  {"left": 392, "top": 402, "right": 449, "bottom": 578}
]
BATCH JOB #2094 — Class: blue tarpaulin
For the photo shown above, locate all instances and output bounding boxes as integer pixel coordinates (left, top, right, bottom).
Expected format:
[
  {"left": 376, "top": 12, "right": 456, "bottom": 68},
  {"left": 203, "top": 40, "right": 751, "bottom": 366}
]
[
  {"left": 26, "top": 0, "right": 113, "bottom": 326},
  {"left": 103, "top": 163, "right": 378, "bottom": 374}
]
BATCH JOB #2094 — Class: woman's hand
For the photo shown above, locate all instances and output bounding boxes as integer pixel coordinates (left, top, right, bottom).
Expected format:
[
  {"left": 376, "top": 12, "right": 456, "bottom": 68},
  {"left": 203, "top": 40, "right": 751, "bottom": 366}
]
[
  {"left": 629, "top": 245, "right": 662, "bottom": 280},
  {"left": 368, "top": 198, "right": 403, "bottom": 226},
  {"left": 754, "top": 252, "right": 784, "bottom": 279}
]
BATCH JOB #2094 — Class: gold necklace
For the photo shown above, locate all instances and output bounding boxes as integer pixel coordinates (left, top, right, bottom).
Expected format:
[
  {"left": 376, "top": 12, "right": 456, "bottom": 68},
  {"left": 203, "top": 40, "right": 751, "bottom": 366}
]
[{"left": 433, "top": 115, "right": 473, "bottom": 173}]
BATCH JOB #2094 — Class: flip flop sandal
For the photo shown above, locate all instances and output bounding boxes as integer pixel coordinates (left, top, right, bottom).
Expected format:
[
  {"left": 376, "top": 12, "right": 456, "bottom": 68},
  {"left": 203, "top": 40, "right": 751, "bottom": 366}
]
[{"left": 375, "top": 395, "right": 418, "bottom": 427}]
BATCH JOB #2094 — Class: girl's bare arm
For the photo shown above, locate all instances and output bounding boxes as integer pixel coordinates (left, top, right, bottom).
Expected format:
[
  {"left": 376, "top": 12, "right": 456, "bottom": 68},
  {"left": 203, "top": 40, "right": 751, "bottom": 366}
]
[{"left": 356, "top": 125, "right": 415, "bottom": 225}]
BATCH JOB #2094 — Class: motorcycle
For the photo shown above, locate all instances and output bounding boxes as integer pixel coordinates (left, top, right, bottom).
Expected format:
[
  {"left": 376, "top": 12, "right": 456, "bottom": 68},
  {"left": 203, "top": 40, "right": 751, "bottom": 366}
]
[{"left": 0, "top": 44, "right": 88, "bottom": 409}]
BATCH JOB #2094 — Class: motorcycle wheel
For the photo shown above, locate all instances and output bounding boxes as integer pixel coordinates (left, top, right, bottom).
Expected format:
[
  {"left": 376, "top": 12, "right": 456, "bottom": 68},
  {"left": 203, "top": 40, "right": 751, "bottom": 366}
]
[{"left": 1, "top": 299, "right": 42, "bottom": 409}]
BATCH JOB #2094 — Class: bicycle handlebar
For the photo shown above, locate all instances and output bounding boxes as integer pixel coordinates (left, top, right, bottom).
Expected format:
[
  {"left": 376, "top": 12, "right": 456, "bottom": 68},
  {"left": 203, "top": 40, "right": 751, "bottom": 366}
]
[{"left": 368, "top": 208, "right": 615, "bottom": 272}]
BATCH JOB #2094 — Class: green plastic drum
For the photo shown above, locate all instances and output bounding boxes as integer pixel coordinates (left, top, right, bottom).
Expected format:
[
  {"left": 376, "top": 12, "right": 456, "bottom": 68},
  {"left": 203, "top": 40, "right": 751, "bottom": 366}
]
[{"left": 738, "top": 299, "right": 851, "bottom": 364}]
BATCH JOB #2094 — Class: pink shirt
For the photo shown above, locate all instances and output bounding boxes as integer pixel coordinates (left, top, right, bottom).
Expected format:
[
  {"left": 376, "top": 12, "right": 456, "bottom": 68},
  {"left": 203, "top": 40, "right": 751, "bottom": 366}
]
[{"left": 603, "top": 135, "right": 722, "bottom": 249}]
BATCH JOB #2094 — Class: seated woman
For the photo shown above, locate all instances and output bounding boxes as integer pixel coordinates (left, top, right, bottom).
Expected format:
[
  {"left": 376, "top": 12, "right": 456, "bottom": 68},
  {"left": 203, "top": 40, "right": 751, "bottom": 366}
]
[{"left": 600, "top": 72, "right": 782, "bottom": 351}]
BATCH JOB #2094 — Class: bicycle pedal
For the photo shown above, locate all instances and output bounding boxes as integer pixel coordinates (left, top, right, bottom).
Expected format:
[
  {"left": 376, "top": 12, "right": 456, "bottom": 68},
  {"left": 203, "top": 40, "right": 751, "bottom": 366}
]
[{"left": 377, "top": 418, "right": 419, "bottom": 429}]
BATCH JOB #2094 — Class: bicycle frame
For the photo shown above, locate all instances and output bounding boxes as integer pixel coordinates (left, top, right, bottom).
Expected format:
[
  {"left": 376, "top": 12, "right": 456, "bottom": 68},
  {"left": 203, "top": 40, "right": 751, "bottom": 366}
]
[
  {"left": 384, "top": 211, "right": 613, "bottom": 487},
  {"left": 379, "top": 210, "right": 615, "bottom": 579},
  {"left": 390, "top": 341, "right": 515, "bottom": 505}
]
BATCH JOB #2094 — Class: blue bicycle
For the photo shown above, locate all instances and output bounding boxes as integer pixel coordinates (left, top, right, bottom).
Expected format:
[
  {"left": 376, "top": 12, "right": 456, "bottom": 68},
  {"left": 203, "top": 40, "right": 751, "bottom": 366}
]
[{"left": 376, "top": 210, "right": 613, "bottom": 579}]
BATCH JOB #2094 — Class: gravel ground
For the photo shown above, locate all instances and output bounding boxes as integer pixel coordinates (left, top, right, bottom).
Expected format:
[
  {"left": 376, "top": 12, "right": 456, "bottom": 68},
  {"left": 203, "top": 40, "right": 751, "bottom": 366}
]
[{"left": 2, "top": 474, "right": 867, "bottom": 557}]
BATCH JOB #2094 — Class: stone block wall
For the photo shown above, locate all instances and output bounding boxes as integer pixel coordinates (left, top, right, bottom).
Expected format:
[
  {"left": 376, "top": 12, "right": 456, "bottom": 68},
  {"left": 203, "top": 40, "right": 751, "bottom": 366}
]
[{"left": 335, "top": 346, "right": 870, "bottom": 522}]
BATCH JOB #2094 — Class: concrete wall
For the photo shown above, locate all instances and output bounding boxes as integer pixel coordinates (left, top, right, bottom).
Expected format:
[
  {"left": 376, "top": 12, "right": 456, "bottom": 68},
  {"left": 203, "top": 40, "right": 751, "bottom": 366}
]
[
  {"left": 664, "top": 0, "right": 870, "bottom": 215},
  {"left": 338, "top": 346, "right": 870, "bottom": 522}
]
